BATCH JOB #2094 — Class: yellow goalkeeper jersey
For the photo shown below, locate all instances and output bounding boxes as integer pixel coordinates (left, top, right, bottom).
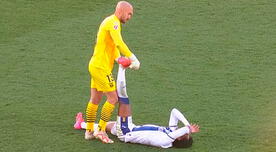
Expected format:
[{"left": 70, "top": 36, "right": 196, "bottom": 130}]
[{"left": 89, "top": 14, "right": 133, "bottom": 72}]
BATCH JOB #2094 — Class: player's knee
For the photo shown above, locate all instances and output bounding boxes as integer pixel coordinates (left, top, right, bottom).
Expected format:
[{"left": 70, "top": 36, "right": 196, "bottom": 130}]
[
  {"left": 90, "top": 89, "right": 103, "bottom": 104},
  {"left": 107, "top": 96, "right": 118, "bottom": 104},
  {"left": 90, "top": 97, "right": 101, "bottom": 104},
  {"left": 90, "top": 96, "right": 102, "bottom": 104}
]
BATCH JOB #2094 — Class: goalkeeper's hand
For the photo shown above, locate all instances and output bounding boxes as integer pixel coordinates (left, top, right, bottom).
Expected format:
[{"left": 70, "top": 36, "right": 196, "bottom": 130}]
[{"left": 129, "top": 54, "right": 140, "bottom": 70}]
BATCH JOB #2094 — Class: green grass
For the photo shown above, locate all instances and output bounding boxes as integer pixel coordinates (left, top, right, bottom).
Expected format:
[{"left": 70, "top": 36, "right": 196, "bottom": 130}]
[{"left": 1, "top": 0, "right": 276, "bottom": 151}]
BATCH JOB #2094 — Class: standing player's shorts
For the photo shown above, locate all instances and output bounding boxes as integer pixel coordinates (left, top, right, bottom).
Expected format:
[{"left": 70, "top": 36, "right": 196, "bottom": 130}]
[{"left": 89, "top": 66, "right": 116, "bottom": 92}]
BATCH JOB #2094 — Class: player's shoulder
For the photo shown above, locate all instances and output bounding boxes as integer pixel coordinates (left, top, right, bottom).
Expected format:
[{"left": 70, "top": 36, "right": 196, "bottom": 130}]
[{"left": 101, "top": 15, "right": 120, "bottom": 29}]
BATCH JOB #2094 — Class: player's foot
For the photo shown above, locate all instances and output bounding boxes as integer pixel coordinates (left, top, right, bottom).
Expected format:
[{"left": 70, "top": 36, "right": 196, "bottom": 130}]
[
  {"left": 85, "top": 130, "right": 95, "bottom": 140},
  {"left": 93, "top": 131, "right": 114, "bottom": 144},
  {"left": 74, "top": 112, "right": 84, "bottom": 130}
]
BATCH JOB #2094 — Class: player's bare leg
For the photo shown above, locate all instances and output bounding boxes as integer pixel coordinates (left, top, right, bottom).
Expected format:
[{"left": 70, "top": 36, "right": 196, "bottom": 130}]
[{"left": 118, "top": 103, "right": 131, "bottom": 117}]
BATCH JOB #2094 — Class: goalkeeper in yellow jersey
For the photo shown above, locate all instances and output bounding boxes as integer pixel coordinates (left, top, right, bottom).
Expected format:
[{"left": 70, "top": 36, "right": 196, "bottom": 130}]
[{"left": 84, "top": 1, "right": 140, "bottom": 143}]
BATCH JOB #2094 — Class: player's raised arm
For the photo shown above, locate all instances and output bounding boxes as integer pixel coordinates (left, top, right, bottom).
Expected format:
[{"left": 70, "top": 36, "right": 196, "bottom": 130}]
[{"left": 169, "top": 108, "right": 191, "bottom": 128}]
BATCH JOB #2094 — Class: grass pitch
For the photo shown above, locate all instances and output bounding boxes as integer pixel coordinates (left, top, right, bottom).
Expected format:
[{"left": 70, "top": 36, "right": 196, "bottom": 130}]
[{"left": 1, "top": 0, "right": 276, "bottom": 152}]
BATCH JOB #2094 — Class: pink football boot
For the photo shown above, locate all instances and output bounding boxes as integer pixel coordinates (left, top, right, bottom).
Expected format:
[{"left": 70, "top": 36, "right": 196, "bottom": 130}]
[{"left": 74, "top": 112, "right": 84, "bottom": 130}]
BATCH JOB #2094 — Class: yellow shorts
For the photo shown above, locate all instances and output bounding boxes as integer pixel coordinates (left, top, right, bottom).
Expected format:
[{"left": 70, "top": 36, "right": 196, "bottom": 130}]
[{"left": 89, "top": 66, "right": 116, "bottom": 92}]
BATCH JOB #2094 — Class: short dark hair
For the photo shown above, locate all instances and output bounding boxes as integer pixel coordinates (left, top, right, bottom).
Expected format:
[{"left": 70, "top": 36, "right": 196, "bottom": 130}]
[{"left": 172, "top": 136, "right": 193, "bottom": 148}]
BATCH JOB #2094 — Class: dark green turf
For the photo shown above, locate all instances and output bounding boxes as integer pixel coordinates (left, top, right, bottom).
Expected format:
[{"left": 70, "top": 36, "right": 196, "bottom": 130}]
[{"left": 1, "top": 0, "right": 276, "bottom": 151}]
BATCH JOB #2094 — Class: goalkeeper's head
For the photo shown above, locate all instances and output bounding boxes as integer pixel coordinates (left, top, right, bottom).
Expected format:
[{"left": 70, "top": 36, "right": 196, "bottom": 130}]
[
  {"left": 172, "top": 134, "right": 193, "bottom": 148},
  {"left": 115, "top": 1, "right": 133, "bottom": 24}
]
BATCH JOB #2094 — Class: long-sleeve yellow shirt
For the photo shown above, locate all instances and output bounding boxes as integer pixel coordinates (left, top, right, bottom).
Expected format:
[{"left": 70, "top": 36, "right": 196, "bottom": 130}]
[{"left": 89, "top": 15, "right": 132, "bottom": 72}]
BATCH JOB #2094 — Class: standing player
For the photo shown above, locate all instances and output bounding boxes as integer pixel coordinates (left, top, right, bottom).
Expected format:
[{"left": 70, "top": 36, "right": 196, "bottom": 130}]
[
  {"left": 84, "top": 1, "right": 140, "bottom": 143},
  {"left": 74, "top": 65, "right": 200, "bottom": 148}
]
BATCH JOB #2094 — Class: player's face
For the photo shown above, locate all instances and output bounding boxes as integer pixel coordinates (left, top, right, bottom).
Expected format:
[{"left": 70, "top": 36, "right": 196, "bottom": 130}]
[{"left": 121, "top": 7, "right": 133, "bottom": 24}]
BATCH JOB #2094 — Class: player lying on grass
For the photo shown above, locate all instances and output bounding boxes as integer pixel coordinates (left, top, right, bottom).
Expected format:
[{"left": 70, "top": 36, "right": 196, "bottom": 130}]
[
  {"left": 74, "top": 63, "right": 200, "bottom": 148},
  {"left": 74, "top": 109, "right": 199, "bottom": 148}
]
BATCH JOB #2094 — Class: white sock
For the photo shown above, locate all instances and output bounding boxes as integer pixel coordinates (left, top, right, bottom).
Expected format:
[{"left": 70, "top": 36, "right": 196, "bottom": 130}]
[{"left": 117, "top": 66, "right": 128, "bottom": 98}]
